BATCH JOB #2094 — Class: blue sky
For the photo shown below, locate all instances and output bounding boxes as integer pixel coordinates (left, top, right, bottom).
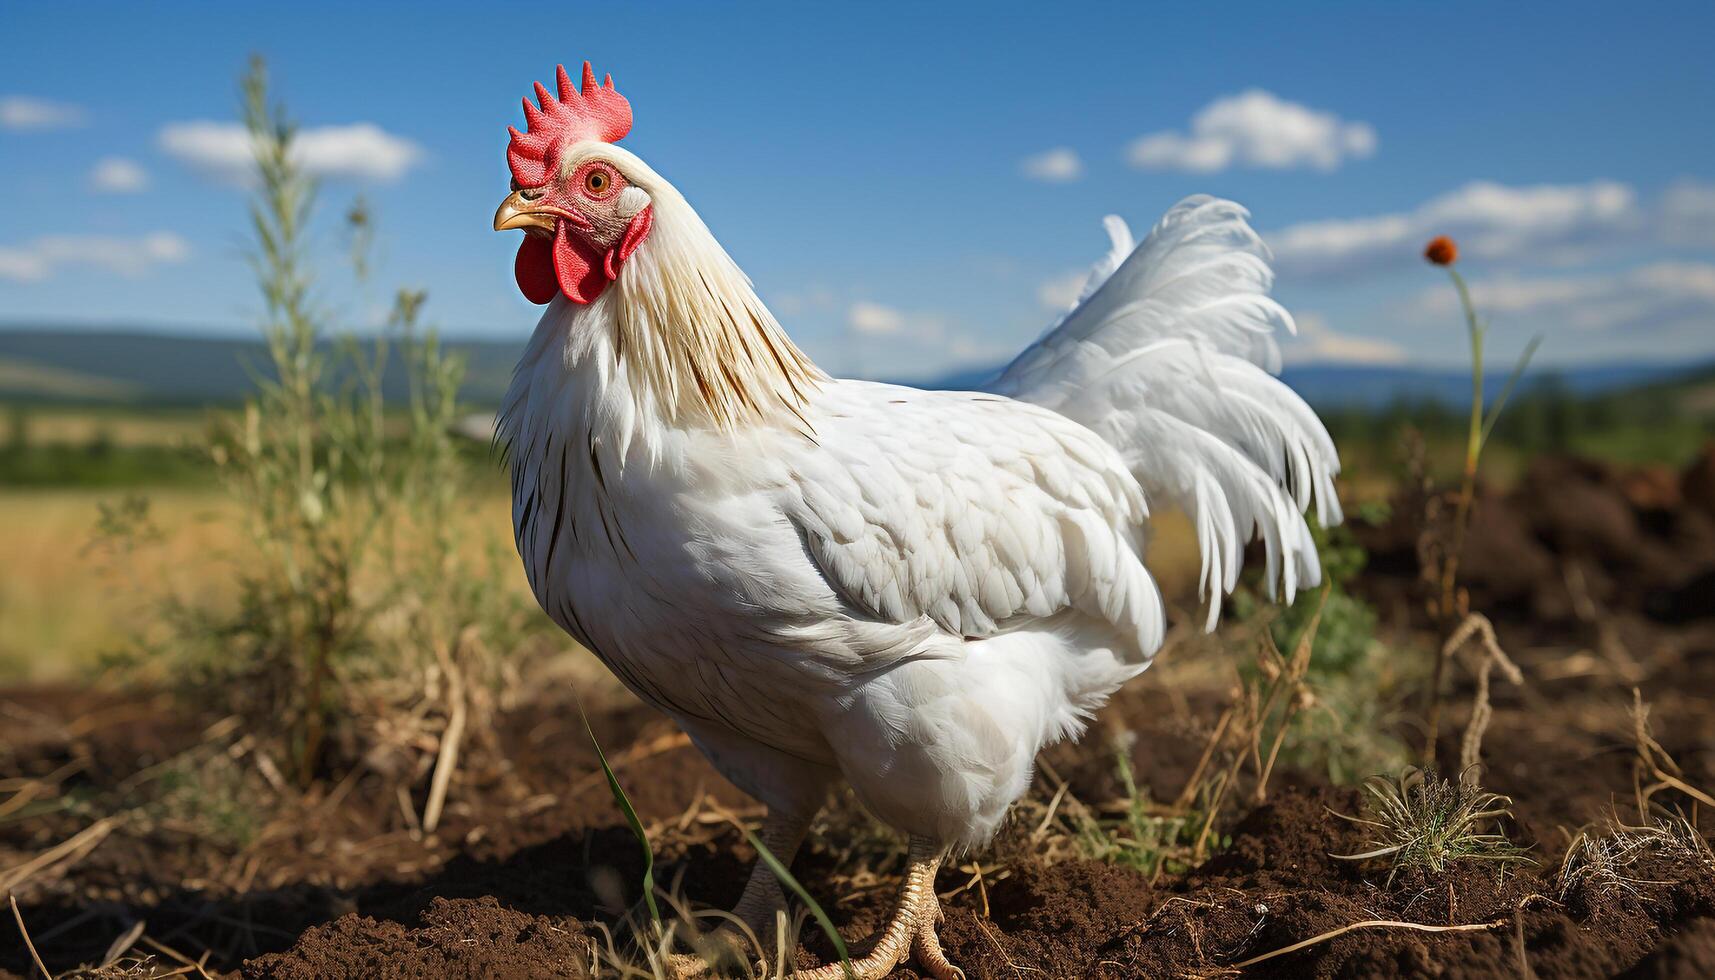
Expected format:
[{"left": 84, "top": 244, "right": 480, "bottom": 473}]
[{"left": 3, "top": 0, "right": 1713, "bottom": 381}]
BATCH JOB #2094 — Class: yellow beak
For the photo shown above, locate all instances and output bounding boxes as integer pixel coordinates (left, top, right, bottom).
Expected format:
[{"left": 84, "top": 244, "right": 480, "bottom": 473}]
[{"left": 493, "top": 190, "right": 556, "bottom": 233}]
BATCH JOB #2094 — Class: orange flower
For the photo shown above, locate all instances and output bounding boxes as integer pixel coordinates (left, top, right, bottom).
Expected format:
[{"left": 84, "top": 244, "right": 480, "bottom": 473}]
[{"left": 1424, "top": 235, "right": 1458, "bottom": 267}]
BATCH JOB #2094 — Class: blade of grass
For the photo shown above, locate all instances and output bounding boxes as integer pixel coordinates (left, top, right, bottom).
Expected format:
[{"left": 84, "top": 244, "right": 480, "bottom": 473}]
[
  {"left": 744, "top": 828, "right": 855, "bottom": 980},
  {"left": 573, "top": 694, "right": 661, "bottom": 932},
  {"left": 1479, "top": 333, "right": 1543, "bottom": 447}
]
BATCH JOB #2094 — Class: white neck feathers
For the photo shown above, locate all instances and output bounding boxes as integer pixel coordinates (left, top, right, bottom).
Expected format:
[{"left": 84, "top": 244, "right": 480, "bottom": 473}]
[{"left": 500, "top": 178, "right": 824, "bottom": 463}]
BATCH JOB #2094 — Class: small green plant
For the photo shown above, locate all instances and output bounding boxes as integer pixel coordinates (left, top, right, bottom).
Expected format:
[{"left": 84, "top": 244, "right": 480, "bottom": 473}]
[
  {"left": 1332, "top": 766, "right": 1533, "bottom": 885},
  {"left": 139, "top": 753, "right": 264, "bottom": 851},
  {"left": 1229, "top": 516, "right": 1415, "bottom": 786},
  {"left": 1069, "top": 740, "right": 1203, "bottom": 878}
]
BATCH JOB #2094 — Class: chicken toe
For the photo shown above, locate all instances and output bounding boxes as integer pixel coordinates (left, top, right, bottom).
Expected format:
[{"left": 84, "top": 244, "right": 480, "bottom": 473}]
[{"left": 792, "top": 836, "right": 958, "bottom": 980}]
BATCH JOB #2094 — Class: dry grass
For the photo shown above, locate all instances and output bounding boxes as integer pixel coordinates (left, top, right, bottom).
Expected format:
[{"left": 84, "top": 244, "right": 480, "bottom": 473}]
[
  {"left": 1559, "top": 815, "right": 1714, "bottom": 907},
  {"left": 11, "top": 407, "right": 213, "bottom": 449},
  {"left": 0, "top": 488, "right": 240, "bottom": 680},
  {"left": 0, "top": 485, "right": 531, "bottom": 682}
]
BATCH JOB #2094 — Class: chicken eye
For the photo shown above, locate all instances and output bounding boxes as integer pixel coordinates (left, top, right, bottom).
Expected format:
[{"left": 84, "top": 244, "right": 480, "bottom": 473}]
[{"left": 584, "top": 169, "right": 611, "bottom": 195}]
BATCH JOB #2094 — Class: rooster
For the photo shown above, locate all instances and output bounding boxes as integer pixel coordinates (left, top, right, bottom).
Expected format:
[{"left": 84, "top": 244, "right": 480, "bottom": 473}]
[{"left": 494, "top": 64, "right": 1340, "bottom": 979}]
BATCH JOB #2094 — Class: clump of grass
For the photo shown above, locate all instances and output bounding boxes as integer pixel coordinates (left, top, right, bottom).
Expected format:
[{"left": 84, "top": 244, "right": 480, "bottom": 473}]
[
  {"left": 134, "top": 751, "right": 264, "bottom": 850},
  {"left": 585, "top": 890, "right": 815, "bottom": 980},
  {"left": 1232, "top": 515, "right": 1417, "bottom": 786},
  {"left": 1332, "top": 766, "right": 1533, "bottom": 885},
  {"left": 1192, "top": 590, "right": 1326, "bottom": 825},
  {"left": 1560, "top": 815, "right": 1714, "bottom": 909},
  {"left": 1064, "top": 739, "right": 1203, "bottom": 879},
  {"left": 1032, "top": 600, "right": 1333, "bottom": 881}
]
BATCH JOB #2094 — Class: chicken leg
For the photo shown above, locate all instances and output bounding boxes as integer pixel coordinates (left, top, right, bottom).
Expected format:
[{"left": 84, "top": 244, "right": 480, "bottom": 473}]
[
  {"left": 729, "top": 807, "right": 814, "bottom": 946},
  {"left": 672, "top": 807, "right": 813, "bottom": 975},
  {"left": 793, "top": 835, "right": 963, "bottom": 980}
]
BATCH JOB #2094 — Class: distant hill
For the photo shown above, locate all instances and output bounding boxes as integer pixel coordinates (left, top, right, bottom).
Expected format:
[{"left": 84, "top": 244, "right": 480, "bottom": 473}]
[
  {"left": 1, "top": 325, "right": 1709, "bottom": 412},
  {"left": 912, "top": 360, "right": 1708, "bottom": 410},
  {"left": 0, "top": 328, "right": 523, "bottom": 407},
  {"left": 1272, "top": 361, "right": 1700, "bottom": 409}
]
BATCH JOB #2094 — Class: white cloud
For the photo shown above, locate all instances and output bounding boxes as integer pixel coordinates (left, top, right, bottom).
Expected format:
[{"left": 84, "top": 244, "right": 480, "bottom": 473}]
[
  {"left": 769, "top": 286, "right": 838, "bottom": 318},
  {"left": 1660, "top": 179, "right": 1715, "bottom": 247},
  {"left": 1036, "top": 270, "right": 1087, "bottom": 311},
  {"left": 1020, "top": 147, "right": 1083, "bottom": 183},
  {"left": 89, "top": 157, "right": 148, "bottom": 193},
  {"left": 0, "top": 232, "right": 190, "bottom": 282},
  {"left": 1283, "top": 312, "right": 1407, "bottom": 365},
  {"left": 841, "top": 301, "right": 1014, "bottom": 379},
  {"left": 1270, "top": 180, "right": 1642, "bottom": 280},
  {"left": 158, "top": 120, "right": 424, "bottom": 185},
  {"left": 0, "top": 95, "right": 86, "bottom": 130},
  {"left": 1408, "top": 261, "right": 1715, "bottom": 334},
  {"left": 847, "top": 301, "right": 910, "bottom": 336},
  {"left": 1126, "top": 90, "right": 1376, "bottom": 174}
]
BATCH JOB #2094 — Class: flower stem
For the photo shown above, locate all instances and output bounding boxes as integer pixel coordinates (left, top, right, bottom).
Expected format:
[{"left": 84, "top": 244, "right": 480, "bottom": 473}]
[{"left": 1426, "top": 267, "right": 1485, "bottom": 763}]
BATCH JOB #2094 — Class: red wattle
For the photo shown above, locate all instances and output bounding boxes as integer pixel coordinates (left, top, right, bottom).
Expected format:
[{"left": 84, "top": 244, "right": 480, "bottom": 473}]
[
  {"left": 512, "top": 209, "right": 655, "bottom": 305},
  {"left": 619, "top": 206, "right": 653, "bottom": 263},
  {"left": 552, "top": 218, "right": 610, "bottom": 304},
  {"left": 514, "top": 233, "right": 558, "bottom": 305}
]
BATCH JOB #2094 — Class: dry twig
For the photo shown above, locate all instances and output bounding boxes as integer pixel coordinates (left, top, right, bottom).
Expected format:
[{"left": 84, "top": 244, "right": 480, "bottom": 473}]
[
  {"left": 1441, "top": 613, "right": 1524, "bottom": 785},
  {"left": 421, "top": 630, "right": 473, "bottom": 834},
  {"left": 9, "top": 894, "right": 53, "bottom": 980},
  {"left": 0, "top": 817, "right": 119, "bottom": 897},
  {"left": 139, "top": 936, "right": 214, "bottom": 980},
  {"left": 1227, "top": 916, "right": 1506, "bottom": 969},
  {"left": 1631, "top": 689, "right": 1715, "bottom": 813}
]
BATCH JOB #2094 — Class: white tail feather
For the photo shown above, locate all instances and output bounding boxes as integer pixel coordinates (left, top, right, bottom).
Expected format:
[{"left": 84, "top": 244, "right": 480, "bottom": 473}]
[{"left": 990, "top": 195, "right": 1341, "bottom": 625}]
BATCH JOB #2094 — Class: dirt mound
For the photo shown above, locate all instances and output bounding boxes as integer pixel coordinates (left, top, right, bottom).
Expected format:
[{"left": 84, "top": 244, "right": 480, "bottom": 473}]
[
  {"left": 1621, "top": 917, "right": 1715, "bottom": 980},
  {"left": 1355, "top": 448, "right": 1715, "bottom": 628},
  {"left": 244, "top": 897, "right": 593, "bottom": 979}
]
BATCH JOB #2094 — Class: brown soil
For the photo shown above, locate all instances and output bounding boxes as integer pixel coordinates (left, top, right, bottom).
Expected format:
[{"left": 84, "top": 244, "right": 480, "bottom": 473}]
[{"left": 5, "top": 449, "right": 1715, "bottom": 979}]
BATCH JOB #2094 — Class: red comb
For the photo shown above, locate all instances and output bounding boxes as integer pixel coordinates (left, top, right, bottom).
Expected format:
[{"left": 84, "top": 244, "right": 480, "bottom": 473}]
[{"left": 507, "top": 62, "right": 632, "bottom": 187}]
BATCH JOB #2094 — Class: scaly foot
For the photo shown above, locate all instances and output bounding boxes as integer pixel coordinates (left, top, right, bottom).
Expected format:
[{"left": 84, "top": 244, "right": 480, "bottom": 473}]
[{"left": 792, "top": 836, "right": 962, "bottom": 980}]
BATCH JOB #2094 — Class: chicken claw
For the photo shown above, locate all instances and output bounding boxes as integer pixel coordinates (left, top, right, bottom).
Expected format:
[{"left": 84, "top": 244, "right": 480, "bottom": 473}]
[{"left": 793, "top": 836, "right": 963, "bottom": 980}]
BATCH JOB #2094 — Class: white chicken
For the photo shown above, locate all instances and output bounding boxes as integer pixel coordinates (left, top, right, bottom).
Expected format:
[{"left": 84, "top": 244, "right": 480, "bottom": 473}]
[{"left": 494, "top": 64, "right": 1340, "bottom": 979}]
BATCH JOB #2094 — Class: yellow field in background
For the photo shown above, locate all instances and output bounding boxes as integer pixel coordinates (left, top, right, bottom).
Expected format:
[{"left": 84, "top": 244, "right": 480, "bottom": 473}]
[
  {"left": 8, "top": 406, "right": 215, "bottom": 447},
  {"left": 0, "top": 485, "right": 534, "bottom": 682}
]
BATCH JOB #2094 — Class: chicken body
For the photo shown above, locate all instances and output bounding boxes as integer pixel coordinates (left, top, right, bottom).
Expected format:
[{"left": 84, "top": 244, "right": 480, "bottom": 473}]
[
  {"left": 508, "top": 352, "right": 1159, "bottom": 844},
  {"left": 499, "top": 127, "right": 1339, "bottom": 974}
]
